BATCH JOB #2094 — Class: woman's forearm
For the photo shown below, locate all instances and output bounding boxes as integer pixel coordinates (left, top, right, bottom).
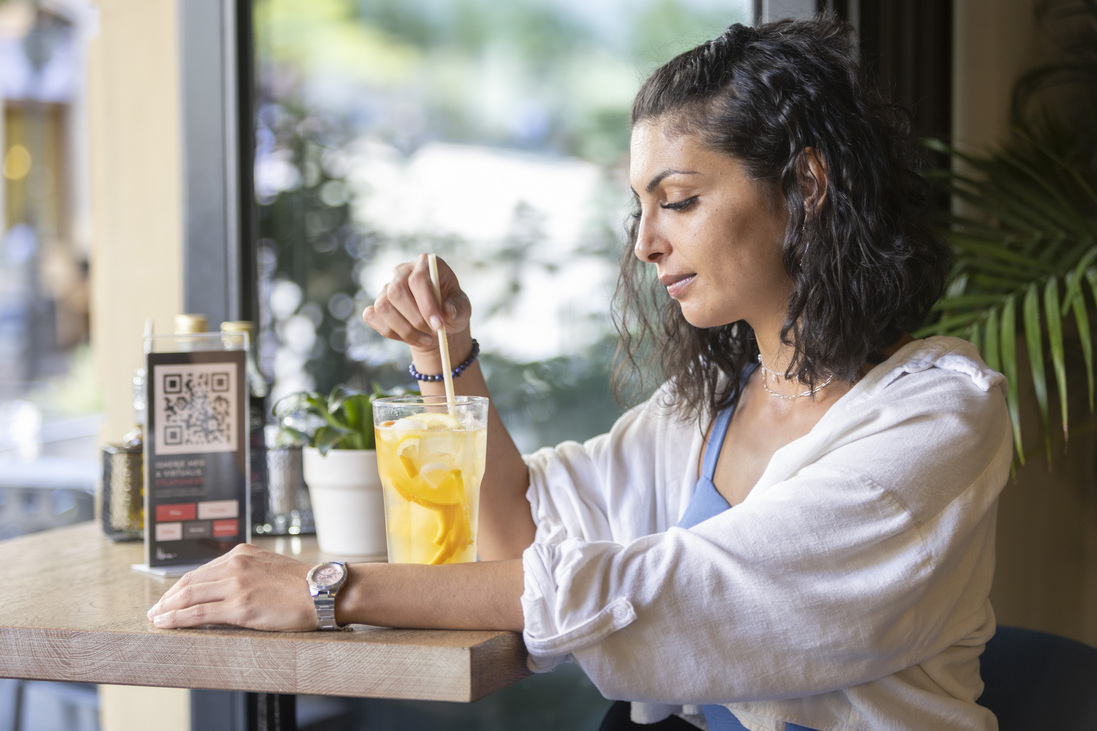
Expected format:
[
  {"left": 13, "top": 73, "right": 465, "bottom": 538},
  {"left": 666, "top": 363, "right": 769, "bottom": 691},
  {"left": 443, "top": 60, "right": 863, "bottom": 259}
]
[
  {"left": 338, "top": 558, "right": 525, "bottom": 632},
  {"left": 411, "top": 335, "right": 537, "bottom": 560},
  {"left": 147, "top": 544, "right": 525, "bottom": 633}
]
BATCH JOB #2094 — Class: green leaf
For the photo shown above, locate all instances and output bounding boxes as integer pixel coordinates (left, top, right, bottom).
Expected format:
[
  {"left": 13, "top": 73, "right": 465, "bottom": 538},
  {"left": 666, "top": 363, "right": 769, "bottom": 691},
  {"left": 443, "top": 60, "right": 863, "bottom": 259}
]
[
  {"left": 990, "top": 155, "right": 1090, "bottom": 234},
  {"left": 1022, "top": 284, "right": 1051, "bottom": 461},
  {"left": 274, "top": 426, "right": 311, "bottom": 447},
  {"left": 1015, "top": 127, "right": 1097, "bottom": 209},
  {"left": 314, "top": 425, "right": 351, "bottom": 455},
  {"left": 944, "top": 216, "right": 1023, "bottom": 242},
  {"left": 969, "top": 322, "right": 983, "bottom": 358},
  {"left": 984, "top": 307, "right": 1001, "bottom": 374},
  {"left": 342, "top": 394, "right": 362, "bottom": 429},
  {"left": 951, "top": 246, "right": 1056, "bottom": 282},
  {"left": 1066, "top": 270, "right": 1094, "bottom": 412},
  {"left": 1000, "top": 297, "right": 1024, "bottom": 464},
  {"left": 947, "top": 234, "right": 1054, "bottom": 270},
  {"left": 341, "top": 392, "right": 377, "bottom": 450},
  {"left": 1043, "top": 277, "right": 1068, "bottom": 442},
  {"left": 1086, "top": 266, "right": 1097, "bottom": 410},
  {"left": 327, "top": 384, "right": 355, "bottom": 414},
  {"left": 964, "top": 271, "right": 1043, "bottom": 294},
  {"left": 931, "top": 294, "right": 1014, "bottom": 312},
  {"left": 271, "top": 391, "right": 323, "bottom": 420},
  {"left": 1060, "top": 245, "right": 1097, "bottom": 314},
  {"left": 918, "top": 310, "right": 987, "bottom": 337}
]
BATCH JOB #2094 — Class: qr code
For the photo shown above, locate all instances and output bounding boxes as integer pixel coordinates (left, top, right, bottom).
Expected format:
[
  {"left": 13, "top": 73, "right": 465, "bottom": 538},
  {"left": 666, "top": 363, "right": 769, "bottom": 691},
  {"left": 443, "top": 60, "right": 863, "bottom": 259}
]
[{"left": 154, "top": 363, "right": 239, "bottom": 455}]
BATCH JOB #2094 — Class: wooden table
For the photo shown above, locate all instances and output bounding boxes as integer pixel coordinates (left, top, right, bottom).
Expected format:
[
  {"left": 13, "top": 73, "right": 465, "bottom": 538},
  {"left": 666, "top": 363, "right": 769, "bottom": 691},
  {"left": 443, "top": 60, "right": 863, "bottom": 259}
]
[{"left": 0, "top": 523, "right": 530, "bottom": 729}]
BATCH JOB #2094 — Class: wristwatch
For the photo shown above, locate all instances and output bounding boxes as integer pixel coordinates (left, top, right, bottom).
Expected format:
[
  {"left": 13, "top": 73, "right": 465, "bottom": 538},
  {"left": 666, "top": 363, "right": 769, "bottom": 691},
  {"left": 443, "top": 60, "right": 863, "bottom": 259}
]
[{"left": 306, "top": 561, "right": 349, "bottom": 630}]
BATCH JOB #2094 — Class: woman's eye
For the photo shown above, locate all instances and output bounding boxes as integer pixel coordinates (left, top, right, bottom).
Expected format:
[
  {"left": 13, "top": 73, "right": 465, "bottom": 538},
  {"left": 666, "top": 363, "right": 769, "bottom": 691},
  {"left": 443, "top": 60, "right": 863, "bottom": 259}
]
[{"left": 661, "top": 196, "right": 698, "bottom": 211}]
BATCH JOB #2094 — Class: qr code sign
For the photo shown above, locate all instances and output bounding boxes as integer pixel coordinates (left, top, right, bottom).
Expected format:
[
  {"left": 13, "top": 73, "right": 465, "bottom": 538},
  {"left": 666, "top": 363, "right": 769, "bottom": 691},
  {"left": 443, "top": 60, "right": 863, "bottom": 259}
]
[{"left": 154, "top": 363, "right": 239, "bottom": 455}]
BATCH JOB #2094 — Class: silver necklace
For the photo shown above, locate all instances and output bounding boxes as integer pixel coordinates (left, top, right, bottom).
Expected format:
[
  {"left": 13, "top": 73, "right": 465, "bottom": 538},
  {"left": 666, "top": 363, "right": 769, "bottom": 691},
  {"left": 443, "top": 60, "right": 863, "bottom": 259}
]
[{"left": 757, "top": 355, "right": 834, "bottom": 400}]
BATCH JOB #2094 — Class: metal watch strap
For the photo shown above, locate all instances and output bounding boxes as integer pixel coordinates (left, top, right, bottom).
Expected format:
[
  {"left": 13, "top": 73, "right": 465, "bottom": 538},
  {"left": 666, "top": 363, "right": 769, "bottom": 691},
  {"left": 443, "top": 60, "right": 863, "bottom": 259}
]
[
  {"left": 313, "top": 593, "right": 341, "bottom": 630},
  {"left": 308, "top": 561, "right": 348, "bottom": 631}
]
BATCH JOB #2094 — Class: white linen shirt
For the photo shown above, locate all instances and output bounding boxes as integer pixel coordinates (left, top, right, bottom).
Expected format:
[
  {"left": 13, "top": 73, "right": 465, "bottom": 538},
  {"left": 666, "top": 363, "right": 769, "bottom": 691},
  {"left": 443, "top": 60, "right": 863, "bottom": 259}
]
[{"left": 520, "top": 337, "right": 1011, "bottom": 731}]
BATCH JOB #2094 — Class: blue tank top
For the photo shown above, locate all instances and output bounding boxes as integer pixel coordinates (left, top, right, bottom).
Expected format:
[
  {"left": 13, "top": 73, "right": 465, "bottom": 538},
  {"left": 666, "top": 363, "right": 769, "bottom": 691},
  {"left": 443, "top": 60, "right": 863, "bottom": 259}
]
[{"left": 677, "top": 400, "right": 816, "bottom": 731}]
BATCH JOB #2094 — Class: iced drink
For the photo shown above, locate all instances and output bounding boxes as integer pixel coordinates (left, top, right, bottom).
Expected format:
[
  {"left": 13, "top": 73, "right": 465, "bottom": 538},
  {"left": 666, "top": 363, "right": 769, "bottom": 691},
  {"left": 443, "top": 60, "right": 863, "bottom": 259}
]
[{"left": 373, "top": 395, "right": 487, "bottom": 565}]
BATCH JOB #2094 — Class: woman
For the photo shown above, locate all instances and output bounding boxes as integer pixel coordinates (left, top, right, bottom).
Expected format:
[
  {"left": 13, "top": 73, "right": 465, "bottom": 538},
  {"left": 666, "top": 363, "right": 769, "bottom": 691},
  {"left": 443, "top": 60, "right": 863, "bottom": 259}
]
[{"left": 150, "top": 16, "right": 1011, "bottom": 730}]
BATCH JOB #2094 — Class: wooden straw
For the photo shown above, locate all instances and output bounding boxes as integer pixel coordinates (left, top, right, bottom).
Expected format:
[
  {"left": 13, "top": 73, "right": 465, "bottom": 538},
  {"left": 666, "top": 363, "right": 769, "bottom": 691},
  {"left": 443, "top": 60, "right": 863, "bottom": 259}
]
[{"left": 427, "top": 254, "right": 457, "bottom": 416}]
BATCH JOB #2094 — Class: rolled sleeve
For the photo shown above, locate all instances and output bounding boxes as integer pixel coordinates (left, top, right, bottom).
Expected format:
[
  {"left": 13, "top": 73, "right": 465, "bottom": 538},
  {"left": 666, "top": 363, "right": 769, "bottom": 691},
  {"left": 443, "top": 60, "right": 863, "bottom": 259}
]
[
  {"left": 523, "top": 382, "right": 701, "bottom": 548},
  {"left": 522, "top": 540, "right": 638, "bottom": 671}
]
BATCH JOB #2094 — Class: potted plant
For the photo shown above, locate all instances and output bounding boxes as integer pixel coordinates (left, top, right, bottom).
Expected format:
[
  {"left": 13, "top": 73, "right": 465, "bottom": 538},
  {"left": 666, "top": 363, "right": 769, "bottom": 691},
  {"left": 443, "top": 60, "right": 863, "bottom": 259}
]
[{"left": 273, "top": 385, "right": 394, "bottom": 557}]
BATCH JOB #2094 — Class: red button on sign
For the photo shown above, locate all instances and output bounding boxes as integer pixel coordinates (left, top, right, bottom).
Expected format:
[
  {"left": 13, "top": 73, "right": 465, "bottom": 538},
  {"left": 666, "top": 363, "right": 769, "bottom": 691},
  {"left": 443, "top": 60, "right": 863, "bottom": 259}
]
[
  {"left": 212, "top": 519, "right": 238, "bottom": 538},
  {"left": 156, "top": 503, "right": 197, "bottom": 522}
]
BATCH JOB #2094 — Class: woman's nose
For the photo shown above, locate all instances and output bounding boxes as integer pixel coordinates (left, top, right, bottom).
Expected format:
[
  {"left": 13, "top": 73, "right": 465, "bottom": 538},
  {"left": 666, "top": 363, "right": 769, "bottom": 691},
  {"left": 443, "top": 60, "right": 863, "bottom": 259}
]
[{"left": 633, "top": 212, "right": 664, "bottom": 263}]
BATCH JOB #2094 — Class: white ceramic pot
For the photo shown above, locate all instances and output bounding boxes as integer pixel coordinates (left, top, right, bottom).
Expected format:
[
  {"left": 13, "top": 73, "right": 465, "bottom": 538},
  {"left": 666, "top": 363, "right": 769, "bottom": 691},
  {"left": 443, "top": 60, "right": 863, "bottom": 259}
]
[{"left": 302, "top": 447, "right": 387, "bottom": 558}]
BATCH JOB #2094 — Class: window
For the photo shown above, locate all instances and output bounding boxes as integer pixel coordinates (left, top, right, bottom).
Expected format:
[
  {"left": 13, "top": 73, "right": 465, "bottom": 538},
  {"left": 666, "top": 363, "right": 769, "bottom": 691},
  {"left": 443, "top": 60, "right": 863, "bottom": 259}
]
[
  {"left": 0, "top": 0, "right": 98, "bottom": 538},
  {"left": 253, "top": 0, "right": 749, "bottom": 452}
]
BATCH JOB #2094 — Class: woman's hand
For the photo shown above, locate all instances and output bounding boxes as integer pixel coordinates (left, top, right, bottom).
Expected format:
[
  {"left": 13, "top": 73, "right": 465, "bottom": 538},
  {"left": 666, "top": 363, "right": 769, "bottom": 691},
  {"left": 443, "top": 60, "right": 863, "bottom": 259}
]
[
  {"left": 147, "top": 544, "right": 316, "bottom": 632},
  {"left": 362, "top": 253, "right": 472, "bottom": 356}
]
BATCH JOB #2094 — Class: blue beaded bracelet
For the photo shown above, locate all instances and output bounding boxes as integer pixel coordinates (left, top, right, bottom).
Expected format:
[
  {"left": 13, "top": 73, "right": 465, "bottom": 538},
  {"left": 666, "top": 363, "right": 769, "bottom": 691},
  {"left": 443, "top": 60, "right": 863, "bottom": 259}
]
[{"left": 409, "top": 339, "right": 480, "bottom": 382}]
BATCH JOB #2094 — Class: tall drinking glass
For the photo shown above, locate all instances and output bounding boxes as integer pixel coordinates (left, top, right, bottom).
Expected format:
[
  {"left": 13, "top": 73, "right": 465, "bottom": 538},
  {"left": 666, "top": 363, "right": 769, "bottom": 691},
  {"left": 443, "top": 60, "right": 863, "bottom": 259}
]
[{"left": 372, "top": 395, "right": 488, "bottom": 565}]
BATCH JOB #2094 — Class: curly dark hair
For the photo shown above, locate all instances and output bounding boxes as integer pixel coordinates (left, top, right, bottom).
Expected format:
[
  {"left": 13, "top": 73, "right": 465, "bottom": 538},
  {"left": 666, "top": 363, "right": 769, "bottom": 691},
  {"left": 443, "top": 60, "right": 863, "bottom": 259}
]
[{"left": 613, "top": 15, "right": 951, "bottom": 417}]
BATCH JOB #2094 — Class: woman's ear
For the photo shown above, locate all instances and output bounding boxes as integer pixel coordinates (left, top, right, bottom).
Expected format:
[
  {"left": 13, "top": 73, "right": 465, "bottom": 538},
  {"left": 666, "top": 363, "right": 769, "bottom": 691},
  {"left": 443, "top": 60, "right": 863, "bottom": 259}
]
[{"left": 800, "top": 147, "right": 829, "bottom": 214}]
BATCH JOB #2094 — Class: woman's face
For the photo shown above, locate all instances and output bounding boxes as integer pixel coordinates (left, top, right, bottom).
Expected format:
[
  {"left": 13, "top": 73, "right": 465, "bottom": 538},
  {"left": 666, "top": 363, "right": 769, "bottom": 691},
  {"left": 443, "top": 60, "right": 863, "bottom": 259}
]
[{"left": 629, "top": 119, "right": 791, "bottom": 331}]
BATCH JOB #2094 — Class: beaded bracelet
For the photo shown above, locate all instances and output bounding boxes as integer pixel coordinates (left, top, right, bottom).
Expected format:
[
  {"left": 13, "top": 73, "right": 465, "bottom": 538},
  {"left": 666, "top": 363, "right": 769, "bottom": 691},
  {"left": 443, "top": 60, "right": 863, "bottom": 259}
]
[{"left": 408, "top": 339, "right": 481, "bottom": 382}]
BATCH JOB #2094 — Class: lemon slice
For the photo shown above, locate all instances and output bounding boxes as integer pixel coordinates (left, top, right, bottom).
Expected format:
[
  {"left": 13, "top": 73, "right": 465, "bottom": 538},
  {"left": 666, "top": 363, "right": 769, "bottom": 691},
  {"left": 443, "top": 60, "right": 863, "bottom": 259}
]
[
  {"left": 429, "top": 503, "right": 472, "bottom": 565},
  {"left": 395, "top": 436, "right": 420, "bottom": 478},
  {"left": 388, "top": 469, "right": 464, "bottom": 510},
  {"left": 420, "top": 464, "right": 463, "bottom": 499}
]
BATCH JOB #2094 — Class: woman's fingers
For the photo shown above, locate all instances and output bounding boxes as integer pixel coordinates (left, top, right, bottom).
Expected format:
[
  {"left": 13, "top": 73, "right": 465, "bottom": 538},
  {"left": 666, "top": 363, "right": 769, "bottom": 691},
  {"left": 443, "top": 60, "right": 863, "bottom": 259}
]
[
  {"left": 430, "top": 256, "right": 472, "bottom": 331},
  {"left": 150, "top": 580, "right": 232, "bottom": 629},
  {"left": 362, "top": 254, "right": 471, "bottom": 346},
  {"left": 369, "top": 281, "right": 436, "bottom": 347}
]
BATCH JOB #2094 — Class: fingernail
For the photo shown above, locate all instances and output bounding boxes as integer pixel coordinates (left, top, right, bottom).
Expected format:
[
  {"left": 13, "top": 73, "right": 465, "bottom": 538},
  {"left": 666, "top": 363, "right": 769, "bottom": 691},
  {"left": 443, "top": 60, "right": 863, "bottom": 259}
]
[
  {"left": 152, "top": 614, "right": 165, "bottom": 627},
  {"left": 429, "top": 315, "right": 442, "bottom": 331},
  {"left": 446, "top": 304, "right": 457, "bottom": 322},
  {"left": 419, "top": 333, "right": 435, "bottom": 347},
  {"left": 147, "top": 603, "right": 159, "bottom": 618}
]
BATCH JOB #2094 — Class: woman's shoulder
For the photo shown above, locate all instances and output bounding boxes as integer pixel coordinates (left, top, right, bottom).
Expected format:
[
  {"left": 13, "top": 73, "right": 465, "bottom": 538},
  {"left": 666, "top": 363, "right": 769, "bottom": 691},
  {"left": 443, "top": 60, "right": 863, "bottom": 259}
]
[
  {"left": 779, "top": 337, "right": 1012, "bottom": 525},
  {"left": 810, "top": 336, "right": 1011, "bottom": 479},
  {"left": 857, "top": 336, "right": 1006, "bottom": 401}
]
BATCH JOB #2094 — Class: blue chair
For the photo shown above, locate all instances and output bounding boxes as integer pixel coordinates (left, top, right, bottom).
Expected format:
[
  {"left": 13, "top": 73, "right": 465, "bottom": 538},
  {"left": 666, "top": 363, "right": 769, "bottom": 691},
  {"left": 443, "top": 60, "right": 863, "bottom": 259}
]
[{"left": 978, "top": 625, "right": 1097, "bottom": 730}]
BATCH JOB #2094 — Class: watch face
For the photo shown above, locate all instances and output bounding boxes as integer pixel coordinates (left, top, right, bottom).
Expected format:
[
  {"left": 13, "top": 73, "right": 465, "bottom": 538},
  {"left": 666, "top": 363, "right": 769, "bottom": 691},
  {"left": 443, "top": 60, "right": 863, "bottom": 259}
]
[{"left": 309, "top": 562, "right": 346, "bottom": 590}]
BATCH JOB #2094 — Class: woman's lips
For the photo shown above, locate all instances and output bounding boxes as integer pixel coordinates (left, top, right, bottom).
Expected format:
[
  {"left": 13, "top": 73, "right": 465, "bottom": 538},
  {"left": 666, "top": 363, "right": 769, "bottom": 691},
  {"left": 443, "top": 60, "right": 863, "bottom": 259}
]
[{"left": 660, "top": 273, "right": 696, "bottom": 299}]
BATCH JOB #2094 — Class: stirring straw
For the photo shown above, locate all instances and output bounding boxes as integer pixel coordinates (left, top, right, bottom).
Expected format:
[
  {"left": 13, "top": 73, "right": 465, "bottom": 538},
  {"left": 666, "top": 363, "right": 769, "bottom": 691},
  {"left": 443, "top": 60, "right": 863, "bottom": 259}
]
[{"left": 427, "top": 254, "right": 458, "bottom": 416}]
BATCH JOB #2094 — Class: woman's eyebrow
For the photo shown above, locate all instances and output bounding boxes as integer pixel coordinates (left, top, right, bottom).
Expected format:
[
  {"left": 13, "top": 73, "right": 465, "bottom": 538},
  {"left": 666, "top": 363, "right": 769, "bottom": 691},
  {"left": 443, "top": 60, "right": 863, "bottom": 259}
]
[{"left": 643, "top": 169, "right": 698, "bottom": 193}]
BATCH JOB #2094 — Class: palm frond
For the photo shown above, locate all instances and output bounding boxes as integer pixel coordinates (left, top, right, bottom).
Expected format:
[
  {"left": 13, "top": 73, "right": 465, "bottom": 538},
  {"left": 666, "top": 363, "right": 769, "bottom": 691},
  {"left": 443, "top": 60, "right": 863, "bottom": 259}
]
[
  {"left": 920, "top": 126, "right": 1097, "bottom": 464},
  {"left": 921, "top": 1, "right": 1097, "bottom": 466}
]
